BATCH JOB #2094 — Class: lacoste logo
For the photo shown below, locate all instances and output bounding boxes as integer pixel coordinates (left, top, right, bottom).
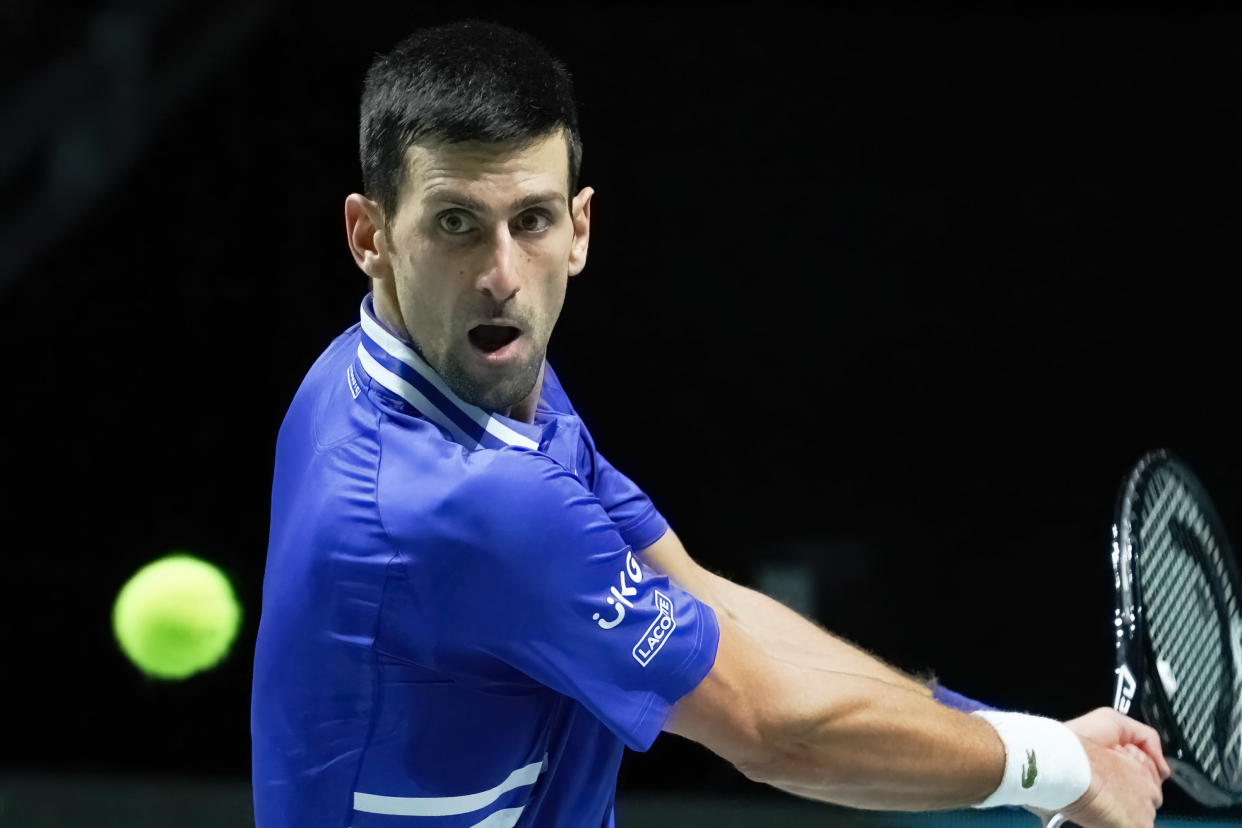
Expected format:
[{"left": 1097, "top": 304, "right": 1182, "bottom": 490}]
[
  {"left": 632, "top": 591, "right": 676, "bottom": 666},
  {"left": 1021, "top": 750, "right": 1037, "bottom": 788}
]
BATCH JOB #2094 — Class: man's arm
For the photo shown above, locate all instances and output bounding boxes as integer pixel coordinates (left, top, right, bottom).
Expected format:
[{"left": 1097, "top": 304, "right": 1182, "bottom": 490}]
[
  {"left": 665, "top": 601, "right": 1006, "bottom": 809},
  {"left": 640, "top": 527, "right": 1166, "bottom": 823},
  {"left": 638, "top": 528, "right": 933, "bottom": 697}
]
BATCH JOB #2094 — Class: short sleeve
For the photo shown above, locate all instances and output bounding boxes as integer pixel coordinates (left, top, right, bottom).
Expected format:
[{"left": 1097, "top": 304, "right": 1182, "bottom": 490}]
[
  {"left": 421, "top": 449, "right": 719, "bottom": 752},
  {"left": 578, "top": 423, "right": 668, "bottom": 553}
]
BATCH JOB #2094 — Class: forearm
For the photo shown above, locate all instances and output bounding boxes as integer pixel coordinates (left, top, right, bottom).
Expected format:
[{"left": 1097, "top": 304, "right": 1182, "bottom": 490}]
[
  {"left": 654, "top": 534, "right": 1079, "bottom": 813},
  {"left": 710, "top": 577, "right": 1010, "bottom": 807},
  {"left": 740, "top": 644, "right": 1004, "bottom": 810},
  {"left": 703, "top": 570, "right": 933, "bottom": 698}
]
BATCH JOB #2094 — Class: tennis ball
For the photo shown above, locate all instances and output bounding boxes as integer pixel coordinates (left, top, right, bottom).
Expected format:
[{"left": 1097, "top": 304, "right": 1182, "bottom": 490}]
[{"left": 112, "top": 553, "right": 242, "bottom": 680}]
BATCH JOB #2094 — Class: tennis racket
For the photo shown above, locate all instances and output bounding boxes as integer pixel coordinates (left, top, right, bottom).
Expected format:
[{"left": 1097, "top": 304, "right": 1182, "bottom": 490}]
[{"left": 1049, "top": 449, "right": 1242, "bottom": 827}]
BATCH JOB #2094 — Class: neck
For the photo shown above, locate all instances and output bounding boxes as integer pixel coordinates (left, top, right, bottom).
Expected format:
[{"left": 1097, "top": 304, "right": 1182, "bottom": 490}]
[
  {"left": 372, "top": 285, "right": 544, "bottom": 424},
  {"left": 372, "top": 282, "right": 410, "bottom": 344},
  {"left": 507, "top": 361, "right": 546, "bottom": 424}
]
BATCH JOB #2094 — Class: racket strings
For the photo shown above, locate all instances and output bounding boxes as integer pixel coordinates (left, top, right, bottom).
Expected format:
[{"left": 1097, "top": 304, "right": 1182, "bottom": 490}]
[
  {"left": 1140, "top": 474, "right": 1222, "bottom": 775},
  {"left": 1144, "top": 530, "right": 1222, "bottom": 774},
  {"left": 1138, "top": 468, "right": 1241, "bottom": 788}
]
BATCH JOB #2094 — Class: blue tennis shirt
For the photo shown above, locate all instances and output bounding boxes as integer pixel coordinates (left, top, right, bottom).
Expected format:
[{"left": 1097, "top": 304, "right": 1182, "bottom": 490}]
[{"left": 252, "top": 295, "right": 720, "bottom": 828}]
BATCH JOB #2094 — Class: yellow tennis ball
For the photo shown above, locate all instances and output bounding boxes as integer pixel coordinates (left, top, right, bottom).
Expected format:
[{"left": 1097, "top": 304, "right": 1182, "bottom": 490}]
[{"left": 112, "top": 553, "right": 242, "bottom": 680}]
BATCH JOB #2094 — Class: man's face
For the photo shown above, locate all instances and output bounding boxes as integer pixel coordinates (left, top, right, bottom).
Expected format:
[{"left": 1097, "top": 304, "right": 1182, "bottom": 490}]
[{"left": 379, "top": 131, "right": 589, "bottom": 413}]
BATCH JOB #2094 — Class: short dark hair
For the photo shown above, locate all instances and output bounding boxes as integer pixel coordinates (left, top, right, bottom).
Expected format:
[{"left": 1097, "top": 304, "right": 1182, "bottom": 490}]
[{"left": 359, "top": 20, "right": 583, "bottom": 225}]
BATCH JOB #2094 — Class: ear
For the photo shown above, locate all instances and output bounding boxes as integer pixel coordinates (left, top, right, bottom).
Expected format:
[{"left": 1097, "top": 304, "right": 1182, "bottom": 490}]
[
  {"left": 567, "top": 186, "right": 593, "bottom": 277},
  {"left": 344, "top": 193, "right": 393, "bottom": 280}
]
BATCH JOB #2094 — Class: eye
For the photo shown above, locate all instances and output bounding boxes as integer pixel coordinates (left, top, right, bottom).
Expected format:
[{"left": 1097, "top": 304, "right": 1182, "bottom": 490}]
[
  {"left": 515, "top": 210, "right": 551, "bottom": 233},
  {"left": 437, "top": 210, "right": 477, "bottom": 235}
]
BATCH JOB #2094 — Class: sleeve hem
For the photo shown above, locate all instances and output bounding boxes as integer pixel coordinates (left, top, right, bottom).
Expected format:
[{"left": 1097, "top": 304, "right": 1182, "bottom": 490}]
[
  {"left": 614, "top": 504, "right": 668, "bottom": 553},
  {"left": 621, "top": 601, "right": 720, "bottom": 753}
]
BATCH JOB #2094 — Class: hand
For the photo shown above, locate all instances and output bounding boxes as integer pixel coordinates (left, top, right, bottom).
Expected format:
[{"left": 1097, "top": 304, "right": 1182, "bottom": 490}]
[
  {"left": 1063, "top": 707, "right": 1171, "bottom": 788},
  {"left": 1053, "top": 739, "right": 1164, "bottom": 828},
  {"left": 1035, "top": 707, "right": 1169, "bottom": 828}
]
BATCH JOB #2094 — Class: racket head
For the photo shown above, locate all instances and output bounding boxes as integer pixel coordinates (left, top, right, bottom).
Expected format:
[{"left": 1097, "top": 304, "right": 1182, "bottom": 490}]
[{"left": 1112, "top": 448, "right": 1242, "bottom": 807}]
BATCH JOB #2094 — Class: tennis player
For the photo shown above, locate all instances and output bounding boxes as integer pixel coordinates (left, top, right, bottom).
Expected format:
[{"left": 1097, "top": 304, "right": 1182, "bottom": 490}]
[{"left": 251, "top": 19, "right": 1170, "bottom": 828}]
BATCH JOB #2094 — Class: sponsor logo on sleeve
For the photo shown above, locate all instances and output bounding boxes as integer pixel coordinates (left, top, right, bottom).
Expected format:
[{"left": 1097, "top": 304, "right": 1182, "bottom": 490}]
[
  {"left": 632, "top": 590, "right": 676, "bottom": 667},
  {"left": 593, "top": 550, "right": 643, "bottom": 630}
]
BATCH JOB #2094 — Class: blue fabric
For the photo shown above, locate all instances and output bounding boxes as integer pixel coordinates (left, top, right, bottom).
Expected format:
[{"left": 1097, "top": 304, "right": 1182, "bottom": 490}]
[
  {"left": 251, "top": 297, "right": 719, "bottom": 828},
  {"left": 931, "top": 681, "right": 997, "bottom": 713}
]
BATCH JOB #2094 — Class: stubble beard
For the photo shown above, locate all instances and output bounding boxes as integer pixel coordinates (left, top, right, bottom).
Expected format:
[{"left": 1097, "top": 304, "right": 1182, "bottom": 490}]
[{"left": 435, "top": 343, "right": 544, "bottom": 414}]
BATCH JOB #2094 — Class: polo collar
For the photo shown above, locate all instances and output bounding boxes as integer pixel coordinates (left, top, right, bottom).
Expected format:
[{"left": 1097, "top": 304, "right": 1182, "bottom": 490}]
[{"left": 354, "top": 295, "right": 542, "bottom": 451}]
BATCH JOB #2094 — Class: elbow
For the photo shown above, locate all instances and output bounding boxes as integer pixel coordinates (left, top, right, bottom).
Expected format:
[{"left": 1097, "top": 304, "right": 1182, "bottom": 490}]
[
  {"left": 729, "top": 724, "right": 779, "bottom": 784},
  {"left": 711, "top": 706, "right": 780, "bottom": 784},
  {"left": 736, "top": 753, "right": 787, "bottom": 785},
  {"left": 671, "top": 681, "right": 792, "bottom": 785},
  {"left": 735, "top": 732, "right": 817, "bottom": 787},
  {"left": 730, "top": 704, "right": 828, "bottom": 787},
  {"left": 736, "top": 695, "right": 875, "bottom": 790},
  {"left": 666, "top": 602, "right": 850, "bottom": 789}
]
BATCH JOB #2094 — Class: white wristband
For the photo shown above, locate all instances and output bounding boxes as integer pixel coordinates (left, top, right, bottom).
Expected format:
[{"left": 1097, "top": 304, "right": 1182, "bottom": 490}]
[{"left": 970, "top": 710, "right": 1091, "bottom": 811}]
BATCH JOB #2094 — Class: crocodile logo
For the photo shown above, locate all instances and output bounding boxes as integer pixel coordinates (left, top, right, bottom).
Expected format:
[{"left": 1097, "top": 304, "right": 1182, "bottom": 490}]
[{"left": 1021, "top": 749, "right": 1038, "bottom": 788}]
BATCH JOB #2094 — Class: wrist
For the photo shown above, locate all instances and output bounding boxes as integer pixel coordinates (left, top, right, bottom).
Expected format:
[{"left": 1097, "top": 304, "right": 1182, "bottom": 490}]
[{"left": 970, "top": 710, "right": 1091, "bottom": 811}]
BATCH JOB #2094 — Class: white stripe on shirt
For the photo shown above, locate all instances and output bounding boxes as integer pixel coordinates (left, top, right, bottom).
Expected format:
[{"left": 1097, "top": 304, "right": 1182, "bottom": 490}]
[
  {"left": 353, "top": 755, "right": 546, "bottom": 817},
  {"left": 356, "top": 344, "right": 480, "bottom": 450},
  {"left": 470, "top": 806, "right": 526, "bottom": 828}
]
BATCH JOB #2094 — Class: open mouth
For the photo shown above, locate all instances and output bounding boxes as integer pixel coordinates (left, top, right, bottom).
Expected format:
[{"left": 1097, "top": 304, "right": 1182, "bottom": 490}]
[{"left": 468, "top": 324, "right": 521, "bottom": 354}]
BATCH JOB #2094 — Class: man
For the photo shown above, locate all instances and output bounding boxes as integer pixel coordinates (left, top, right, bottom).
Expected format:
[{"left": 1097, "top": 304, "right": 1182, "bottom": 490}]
[{"left": 251, "top": 19, "right": 1169, "bottom": 828}]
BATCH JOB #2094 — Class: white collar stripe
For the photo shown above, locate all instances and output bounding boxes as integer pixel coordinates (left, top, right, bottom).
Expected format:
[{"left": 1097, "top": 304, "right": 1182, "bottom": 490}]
[
  {"left": 358, "top": 336, "right": 490, "bottom": 446},
  {"left": 359, "top": 310, "right": 494, "bottom": 429},
  {"left": 353, "top": 755, "right": 546, "bottom": 816},
  {"left": 358, "top": 301, "right": 539, "bottom": 451},
  {"left": 481, "top": 410, "right": 540, "bottom": 450},
  {"left": 356, "top": 345, "right": 481, "bottom": 450}
]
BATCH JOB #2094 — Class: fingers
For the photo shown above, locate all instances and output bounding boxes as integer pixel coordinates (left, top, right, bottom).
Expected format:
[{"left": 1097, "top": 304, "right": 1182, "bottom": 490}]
[
  {"left": 1081, "top": 707, "right": 1171, "bottom": 783},
  {"left": 1119, "top": 744, "right": 1164, "bottom": 811},
  {"left": 1122, "top": 744, "right": 1157, "bottom": 809},
  {"left": 1131, "top": 724, "right": 1172, "bottom": 781},
  {"left": 1112, "top": 712, "right": 1172, "bottom": 782}
]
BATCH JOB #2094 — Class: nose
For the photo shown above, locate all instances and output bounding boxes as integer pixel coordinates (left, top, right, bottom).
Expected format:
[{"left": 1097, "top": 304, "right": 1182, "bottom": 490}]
[{"left": 476, "top": 224, "right": 521, "bottom": 304}]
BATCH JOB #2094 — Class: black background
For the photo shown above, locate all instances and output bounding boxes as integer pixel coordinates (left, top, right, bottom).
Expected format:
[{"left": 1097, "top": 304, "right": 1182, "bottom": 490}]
[{"left": 2, "top": 3, "right": 1240, "bottom": 817}]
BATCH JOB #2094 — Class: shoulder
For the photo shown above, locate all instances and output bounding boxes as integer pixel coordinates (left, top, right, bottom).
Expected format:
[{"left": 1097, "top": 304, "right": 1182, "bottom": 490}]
[
  {"left": 377, "top": 438, "right": 590, "bottom": 554},
  {"left": 292, "top": 323, "right": 363, "bottom": 403},
  {"left": 277, "top": 323, "right": 374, "bottom": 453}
]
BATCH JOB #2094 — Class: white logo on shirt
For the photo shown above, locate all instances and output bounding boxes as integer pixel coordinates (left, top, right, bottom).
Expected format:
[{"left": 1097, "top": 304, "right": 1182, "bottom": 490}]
[
  {"left": 633, "top": 591, "right": 676, "bottom": 666},
  {"left": 346, "top": 364, "right": 361, "bottom": 399},
  {"left": 592, "top": 550, "right": 644, "bottom": 630}
]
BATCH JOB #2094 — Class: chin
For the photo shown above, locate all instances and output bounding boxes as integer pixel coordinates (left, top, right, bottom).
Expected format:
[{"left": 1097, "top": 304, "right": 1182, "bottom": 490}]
[{"left": 446, "top": 357, "right": 542, "bottom": 414}]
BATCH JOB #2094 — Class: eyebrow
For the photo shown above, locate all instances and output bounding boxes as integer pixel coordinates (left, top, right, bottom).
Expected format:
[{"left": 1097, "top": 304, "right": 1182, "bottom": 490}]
[{"left": 426, "top": 190, "right": 565, "bottom": 213}]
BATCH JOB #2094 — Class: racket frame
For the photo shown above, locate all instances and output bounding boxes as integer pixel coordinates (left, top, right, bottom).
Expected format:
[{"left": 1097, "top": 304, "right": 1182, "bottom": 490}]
[{"left": 1112, "top": 448, "right": 1242, "bottom": 807}]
